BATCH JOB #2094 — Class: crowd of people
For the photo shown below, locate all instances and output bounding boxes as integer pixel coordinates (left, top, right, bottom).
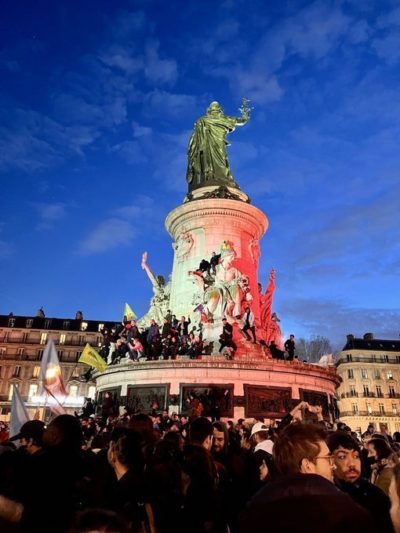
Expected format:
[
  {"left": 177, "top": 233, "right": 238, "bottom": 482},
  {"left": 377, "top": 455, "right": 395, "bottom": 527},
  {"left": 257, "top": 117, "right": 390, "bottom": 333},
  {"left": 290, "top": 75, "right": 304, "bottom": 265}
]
[
  {"left": 1, "top": 402, "right": 400, "bottom": 532},
  {"left": 96, "top": 312, "right": 297, "bottom": 366},
  {"left": 98, "top": 314, "right": 205, "bottom": 365}
]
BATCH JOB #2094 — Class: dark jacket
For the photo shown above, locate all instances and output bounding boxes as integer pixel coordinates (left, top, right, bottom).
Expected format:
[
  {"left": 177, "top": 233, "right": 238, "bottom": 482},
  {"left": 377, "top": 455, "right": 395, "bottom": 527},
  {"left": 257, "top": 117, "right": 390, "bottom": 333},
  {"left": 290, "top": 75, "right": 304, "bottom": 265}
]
[
  {"left": 239, "top": 473, "right": 378, "bottom": 533},
  {"left": 335, "top": 477, "right": 394, "bottom": 533}
]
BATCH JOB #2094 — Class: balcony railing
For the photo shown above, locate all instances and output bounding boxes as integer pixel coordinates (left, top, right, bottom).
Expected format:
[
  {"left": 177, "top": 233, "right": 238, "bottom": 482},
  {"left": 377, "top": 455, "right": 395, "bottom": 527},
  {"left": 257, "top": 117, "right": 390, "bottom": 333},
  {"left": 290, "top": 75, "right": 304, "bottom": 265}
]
[
  {"left": 340, "top": 392, "right": 400, "bottom": 399},
  {"left": 340, "top": 410, "right": 397, "bottom": 417},
  {"left": 337, "top": 356, "right": 399, "bottom": 365},
  {"left": 340, "top": 392, "right": 359, "bottom": 398},
  {"left": 0, "top": 336, "right": 93, "bottom": 347}
]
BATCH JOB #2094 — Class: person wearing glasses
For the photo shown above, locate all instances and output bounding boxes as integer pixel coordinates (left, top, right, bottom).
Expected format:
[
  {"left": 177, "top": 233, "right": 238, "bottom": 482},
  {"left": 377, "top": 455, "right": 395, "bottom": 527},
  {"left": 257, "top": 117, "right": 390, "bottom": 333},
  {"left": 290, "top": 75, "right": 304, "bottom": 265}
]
[{"left": 239, "top": 423, "right": 377, "bottom": 532}]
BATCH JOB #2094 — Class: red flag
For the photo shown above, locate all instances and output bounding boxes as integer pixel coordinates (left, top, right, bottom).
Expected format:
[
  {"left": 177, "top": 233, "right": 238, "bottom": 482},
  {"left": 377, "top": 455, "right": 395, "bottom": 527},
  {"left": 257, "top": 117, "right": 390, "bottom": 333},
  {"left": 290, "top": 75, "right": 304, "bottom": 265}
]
[{"left": 261, "top": 269, "right": 284, "bottom": 350}]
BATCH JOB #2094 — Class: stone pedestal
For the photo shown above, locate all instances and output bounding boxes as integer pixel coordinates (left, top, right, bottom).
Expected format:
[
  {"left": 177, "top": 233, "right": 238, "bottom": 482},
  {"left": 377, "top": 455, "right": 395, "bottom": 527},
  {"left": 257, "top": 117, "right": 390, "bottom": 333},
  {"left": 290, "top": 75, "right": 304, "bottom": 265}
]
[
  {"left": 165, "top": 195, "right": 268, "bottom": 350},
  {"left": 95, "top": 359, "right": 340, "bottom": 422}
]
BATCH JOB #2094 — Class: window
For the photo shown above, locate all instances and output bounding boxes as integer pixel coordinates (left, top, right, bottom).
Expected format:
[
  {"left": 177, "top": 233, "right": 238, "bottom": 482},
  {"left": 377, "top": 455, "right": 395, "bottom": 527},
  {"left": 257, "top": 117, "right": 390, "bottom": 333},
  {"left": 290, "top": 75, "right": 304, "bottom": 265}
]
[
  {"left": 387, "top": 370, "right": 394, "bottom": 380},
  {"left": 383, "top": 355, "right": 389, "bottom": 363},
  {"left": 379, "top": 404, "right": 385, "bottom": 414},
  {"left": 57, "top": 350, "right": 63, "bottom": 360},
  {"left": 28, "top": 384, "right": 38, "bottom": 398},
  {"left": 33, "top": 366, "right": 40, "bottom": 378},
  {"left": 78, "top": 335, "right": 85, "bottom": 345},
  {"left": 348, "top": 369, "right": 354, "bottom": 379},
  {"left": 80, "top": 322, "right": 88, "bottom": 332},
  {"left": 37, "top": 349, "right": 44, "bottom": 360},
  {"left": 352, "top": 404, "right": 358, "bottom": 414},
  {"left": 393, "top": 404, "right": 398, "bottom": 415},
  {"left": 363, "top": 385, "right": 370, "bottom": 396},
  {"left": 88, "top": 386, "right": 96, "bottom": 399},
  {"left": 98, "top": 323, "right": 104, "bottom": 332},
  {"left": 372, "top": 355, "right": 377, "bottom": 363},
  {"left": 350, "top": 385, "right": 357, "bottom": 397},
  {"left": 26, "top": 319, "right": 33, "bottom": 328},
  {"left": 0, "top": 347, "right": 6, "bottom": 357},
  {"left": 396, "top": 356, "right": 400, "bottom": 364},
  {"left": 8, "top": 318, "right": 16, "bottom": 327},
  {"left": 367, "top": 403, "right": 372, "bottom": 414},
  {"left": 59, "top": 334, "right": 66, "bottom": 345},
  {"left": 63, "top": 320, "right": 70, "bottom": 330},
  {"left": 17, "top": 347, "right": 24, "bottom": 357},
  {"left": 376, "top": 385, "right": 383, "bottom": 398},
  {"left": 389, "top": 386, "right": 396, "bottom": 398},
  {"left": 40, "top": 333, "right": 48, "bottom": 345},
  {"left": 69, "top": 385, "right": 78, "bottom": 397},
  {"left": 44, "top": 319, "right": 52, "bottom": 329},
  {"left": 14, "top": 366, "right": 21, "bottom": 377},
  {"left": 374, "top": 369, "right": 381, "bottom": 379},
  {"left": 347, "top": 354, "right": 353, "bottom": 362},
  {"left": 361, "top": 369, "right": 368, "bottom": 379},
  {"left": 72, "top": 367, "right": 80, "bottom": 378}
]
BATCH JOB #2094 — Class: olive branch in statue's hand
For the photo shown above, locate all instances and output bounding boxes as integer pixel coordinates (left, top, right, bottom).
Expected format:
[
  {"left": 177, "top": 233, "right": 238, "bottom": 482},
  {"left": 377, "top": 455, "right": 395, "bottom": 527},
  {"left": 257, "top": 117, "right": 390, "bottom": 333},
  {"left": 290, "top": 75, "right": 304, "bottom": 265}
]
[{"left": 239, "top": 97, "right": 252, "bottom": 118}]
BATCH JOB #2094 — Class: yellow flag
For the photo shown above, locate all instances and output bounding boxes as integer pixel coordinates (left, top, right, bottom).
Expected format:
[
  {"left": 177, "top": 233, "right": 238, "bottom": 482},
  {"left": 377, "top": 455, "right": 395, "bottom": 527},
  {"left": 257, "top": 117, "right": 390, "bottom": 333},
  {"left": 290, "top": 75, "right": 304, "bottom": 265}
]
[
  {"left": 124, "top": 302, "right": 137, "bottom": 320},
  {"left": 79, "top": 343, "right": 107, "bottom": 372}
]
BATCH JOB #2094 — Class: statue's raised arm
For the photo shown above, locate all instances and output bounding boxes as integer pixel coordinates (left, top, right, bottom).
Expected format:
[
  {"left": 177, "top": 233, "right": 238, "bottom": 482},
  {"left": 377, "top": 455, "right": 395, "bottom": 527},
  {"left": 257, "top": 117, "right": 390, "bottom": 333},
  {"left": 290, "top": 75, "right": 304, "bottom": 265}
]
[
  {"left": 141, "top": 251, "right": 160, "bottom": 291},
  {"left": 186, "top": 99, "right": 251, "bottom": 192}
]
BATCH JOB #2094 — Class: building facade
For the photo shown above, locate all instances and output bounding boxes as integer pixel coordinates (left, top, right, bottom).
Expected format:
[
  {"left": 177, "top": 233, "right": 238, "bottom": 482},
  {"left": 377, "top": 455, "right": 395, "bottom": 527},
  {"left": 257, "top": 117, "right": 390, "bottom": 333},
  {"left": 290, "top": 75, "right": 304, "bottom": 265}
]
[
  {"left": 0, "top": 313, "right": 116, "bottom": 420},
  {"left": 337, "top": 333, "right": 400, "bottom": 434}
]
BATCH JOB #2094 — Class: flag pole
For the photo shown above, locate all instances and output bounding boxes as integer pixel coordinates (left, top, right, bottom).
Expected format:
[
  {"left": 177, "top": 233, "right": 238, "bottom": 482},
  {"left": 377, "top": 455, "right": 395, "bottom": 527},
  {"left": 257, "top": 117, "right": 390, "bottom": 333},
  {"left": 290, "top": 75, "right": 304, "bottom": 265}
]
[{"left": 44, "top": 387, "right": 67, "bottom": 411}]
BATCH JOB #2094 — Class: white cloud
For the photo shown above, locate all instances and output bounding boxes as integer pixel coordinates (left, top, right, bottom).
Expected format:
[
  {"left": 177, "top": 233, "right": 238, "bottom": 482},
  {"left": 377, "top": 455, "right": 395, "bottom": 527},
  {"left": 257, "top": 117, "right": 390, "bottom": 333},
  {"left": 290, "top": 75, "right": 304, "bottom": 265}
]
[
  {"left": 144, "top": 41, "right": 177, "bottom": 85},
  {"left": 144, "top": 89, "right": 197, "bottom": 116},
  {"left": 100, "top": 46, "right": 143, "bottom": 75},
  {"left": 279, "top": 297, "right": 400, "bottom": 348},
  {"left": 112, "top": 195, "right": 155, "bottom": 219},
  {"left": 79, "top": 218, "right": 135, "bottom": 254},
  {"left": 110, "top": 140, "right": 148, "bottom": 164},
  {"left": 372, "top": 30, "right": 400, "bottom": 65},
  {"left": 33, "top": 202, "right": 67, "bottom": 230},
  {"left": 208, "top": 2, "right": 353, "bottom": 103},
  {"left": 132, "top": 121, "right": 152, "bottom": 138}
]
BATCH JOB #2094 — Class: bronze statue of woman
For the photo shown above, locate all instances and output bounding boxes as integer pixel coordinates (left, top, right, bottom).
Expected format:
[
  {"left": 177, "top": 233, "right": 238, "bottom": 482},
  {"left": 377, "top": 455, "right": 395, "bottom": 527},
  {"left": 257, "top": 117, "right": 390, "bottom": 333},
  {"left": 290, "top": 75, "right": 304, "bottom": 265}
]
[{"left": 186, "top": 99, "right": 251, "bottom": 192}]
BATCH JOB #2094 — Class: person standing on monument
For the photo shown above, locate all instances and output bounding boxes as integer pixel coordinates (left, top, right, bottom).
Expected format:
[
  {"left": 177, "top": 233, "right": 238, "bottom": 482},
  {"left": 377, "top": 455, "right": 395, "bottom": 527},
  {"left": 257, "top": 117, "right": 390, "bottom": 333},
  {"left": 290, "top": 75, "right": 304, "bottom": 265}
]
[
  {"left": 186, "top": 99, "right": 251, "bottom": 191},
  {"left": 219, "top": 318, "right": 237, "bottom": 357},
  {"left": 284, "top": 334, "right": 296, "bottom": 361},
  {"left": 241, "top": 305, "right": 256, "bottom": 343}
]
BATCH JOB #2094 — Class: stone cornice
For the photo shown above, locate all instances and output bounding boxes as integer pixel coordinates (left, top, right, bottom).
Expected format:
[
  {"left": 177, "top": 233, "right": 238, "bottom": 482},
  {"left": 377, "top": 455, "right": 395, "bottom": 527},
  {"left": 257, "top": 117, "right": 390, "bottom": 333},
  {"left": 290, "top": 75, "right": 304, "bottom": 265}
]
[
  {"left": 95, "top": 359, "right": 340, "bottom": 386},
  {"left": 165, "top": 198, "right": 268, "bottom": 240}
]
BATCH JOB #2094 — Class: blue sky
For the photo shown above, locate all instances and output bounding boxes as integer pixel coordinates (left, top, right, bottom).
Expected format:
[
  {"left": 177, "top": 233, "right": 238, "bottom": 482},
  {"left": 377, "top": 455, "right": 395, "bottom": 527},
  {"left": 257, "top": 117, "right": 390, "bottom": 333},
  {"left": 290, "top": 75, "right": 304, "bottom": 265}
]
[{"left": 1, "top": 0, "right": 399, "bottom": 348}]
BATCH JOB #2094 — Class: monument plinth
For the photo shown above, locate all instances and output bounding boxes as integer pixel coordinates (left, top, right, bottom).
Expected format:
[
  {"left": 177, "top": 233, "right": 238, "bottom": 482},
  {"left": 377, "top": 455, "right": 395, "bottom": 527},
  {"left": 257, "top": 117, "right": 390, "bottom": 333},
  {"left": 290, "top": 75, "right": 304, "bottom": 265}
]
[{"left": 165, "top": 196, "right": 268, "bottom": 351}]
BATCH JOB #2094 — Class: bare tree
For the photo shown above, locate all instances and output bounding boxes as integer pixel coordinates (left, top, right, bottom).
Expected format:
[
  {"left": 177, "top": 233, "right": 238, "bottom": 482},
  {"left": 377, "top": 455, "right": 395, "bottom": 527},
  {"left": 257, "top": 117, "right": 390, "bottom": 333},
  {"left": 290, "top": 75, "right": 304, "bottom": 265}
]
[{"left": 296, "top": 336, "right": 333, "bottom": 363}]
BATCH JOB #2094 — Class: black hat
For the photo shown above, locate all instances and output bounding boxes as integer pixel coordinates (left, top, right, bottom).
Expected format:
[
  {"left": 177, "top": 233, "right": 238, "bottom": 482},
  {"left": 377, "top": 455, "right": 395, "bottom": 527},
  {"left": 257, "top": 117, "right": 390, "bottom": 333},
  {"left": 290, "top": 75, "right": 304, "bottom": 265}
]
[{"left": 10, "top": 420, "right": 45, "bottom": 444}]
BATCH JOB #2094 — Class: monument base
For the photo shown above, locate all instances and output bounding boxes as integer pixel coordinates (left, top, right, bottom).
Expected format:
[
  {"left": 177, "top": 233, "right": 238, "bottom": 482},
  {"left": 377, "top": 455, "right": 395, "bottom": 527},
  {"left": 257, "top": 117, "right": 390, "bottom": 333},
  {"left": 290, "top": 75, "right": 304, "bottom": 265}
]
[{"left": 95, "top": 356, "right": 339, "bottom": 422}]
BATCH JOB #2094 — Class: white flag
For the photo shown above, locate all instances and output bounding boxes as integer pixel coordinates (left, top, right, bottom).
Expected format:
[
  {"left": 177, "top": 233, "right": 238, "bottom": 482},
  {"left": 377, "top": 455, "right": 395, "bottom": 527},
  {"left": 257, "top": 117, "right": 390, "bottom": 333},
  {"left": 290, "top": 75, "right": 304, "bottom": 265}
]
[
  {"left": 40, "top": 339, "right": 67, "bottom": 414},
  {"left": 10, "top": 384, "right": 29, "bottom": 439}
]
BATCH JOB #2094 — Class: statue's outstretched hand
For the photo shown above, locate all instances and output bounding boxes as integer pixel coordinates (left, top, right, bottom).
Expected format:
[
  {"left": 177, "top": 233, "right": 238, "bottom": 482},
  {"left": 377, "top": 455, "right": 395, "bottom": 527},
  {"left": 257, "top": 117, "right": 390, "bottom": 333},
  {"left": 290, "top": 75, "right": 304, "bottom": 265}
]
[
  {"left": 141, "top": 252, "right": 148, "bottom": 269},
  {"left": 239, "top": 97, "right": 252, "bottom": 119}
]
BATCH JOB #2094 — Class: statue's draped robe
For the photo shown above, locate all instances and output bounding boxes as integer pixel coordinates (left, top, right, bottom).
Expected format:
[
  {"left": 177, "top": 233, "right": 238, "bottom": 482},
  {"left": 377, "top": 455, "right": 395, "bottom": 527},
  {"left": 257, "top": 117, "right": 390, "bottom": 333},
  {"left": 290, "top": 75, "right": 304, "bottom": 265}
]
[{"left": 187, "top": 114, "right": 240, "bottom": 190}]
